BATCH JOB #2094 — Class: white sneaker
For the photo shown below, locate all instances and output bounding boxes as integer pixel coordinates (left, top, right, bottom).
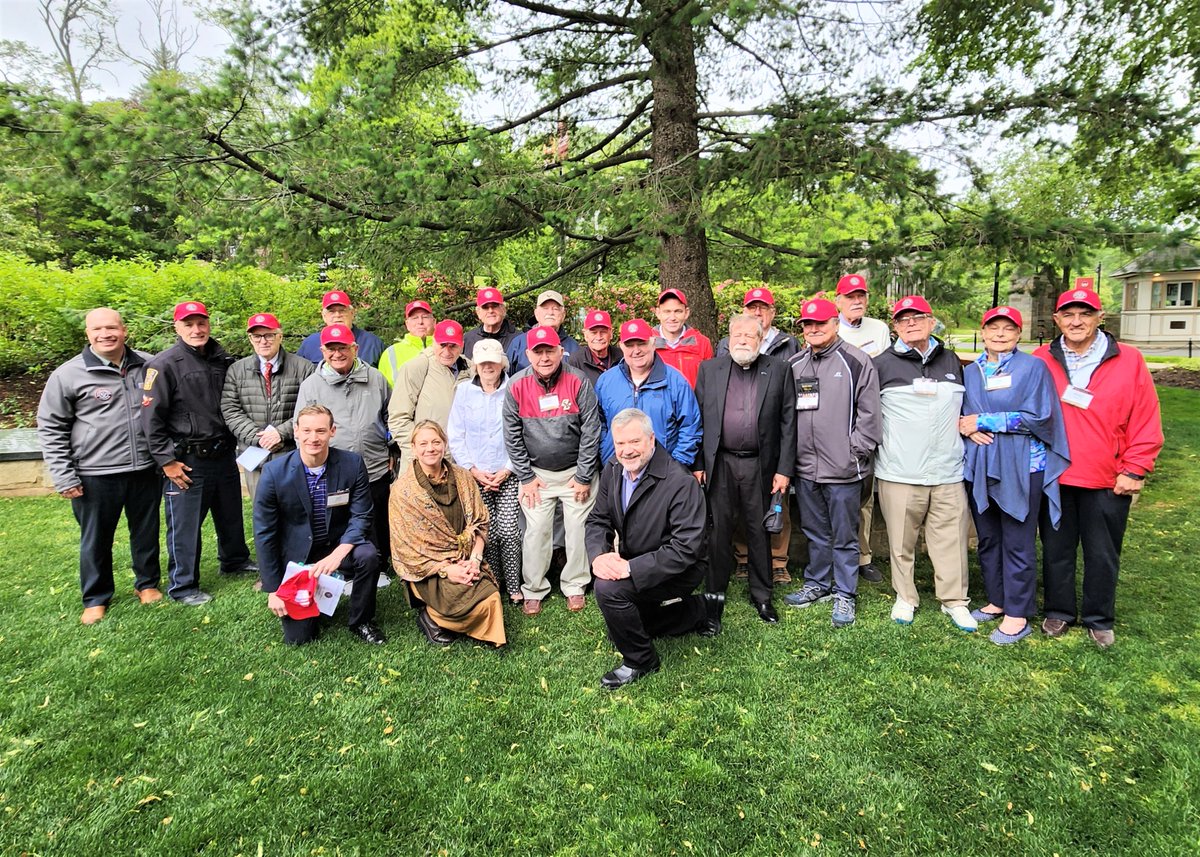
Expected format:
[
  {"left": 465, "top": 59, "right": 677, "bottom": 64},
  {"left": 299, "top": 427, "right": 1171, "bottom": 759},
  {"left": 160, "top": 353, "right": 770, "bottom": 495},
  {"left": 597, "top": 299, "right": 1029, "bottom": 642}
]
[
  {"left": 891, "top": 597, "right": 915, "bottom": 625},
  {"left": 377, "top": 573, "right": 392, "bottom": 589},
  {"left": 941, "top": 604, "right": 978, "bottom": 632}
]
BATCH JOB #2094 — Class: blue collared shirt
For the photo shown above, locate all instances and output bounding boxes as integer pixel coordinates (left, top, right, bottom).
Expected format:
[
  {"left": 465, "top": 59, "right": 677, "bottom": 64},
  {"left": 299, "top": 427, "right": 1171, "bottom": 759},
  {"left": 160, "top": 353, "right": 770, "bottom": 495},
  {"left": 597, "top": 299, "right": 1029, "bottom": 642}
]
[
  {"left": 621, "top": 468, "right": 642, "bottom": 510},
  {"left": 1062, "top": 334, "right": 1106, "bottom": 389}
]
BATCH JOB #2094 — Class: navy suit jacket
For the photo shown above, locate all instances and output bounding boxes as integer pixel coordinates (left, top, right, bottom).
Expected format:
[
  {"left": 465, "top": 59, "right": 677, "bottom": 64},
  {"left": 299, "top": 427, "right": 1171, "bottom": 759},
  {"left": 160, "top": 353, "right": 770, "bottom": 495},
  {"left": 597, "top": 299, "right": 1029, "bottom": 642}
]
[{"left": 253, "top": 447, "right": 375, "bottom": 594}]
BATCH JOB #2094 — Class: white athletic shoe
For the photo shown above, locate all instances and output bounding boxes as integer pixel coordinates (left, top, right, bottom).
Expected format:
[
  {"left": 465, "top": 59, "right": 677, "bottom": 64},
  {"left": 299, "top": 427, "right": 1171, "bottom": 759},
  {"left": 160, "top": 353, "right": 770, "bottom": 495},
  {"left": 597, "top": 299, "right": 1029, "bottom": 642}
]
[
  {"left": 891, "top": 597, "right": 915, "bottom": 625},
  {"left": 941, "top": 604, "right": 978, "bottom": 632}
]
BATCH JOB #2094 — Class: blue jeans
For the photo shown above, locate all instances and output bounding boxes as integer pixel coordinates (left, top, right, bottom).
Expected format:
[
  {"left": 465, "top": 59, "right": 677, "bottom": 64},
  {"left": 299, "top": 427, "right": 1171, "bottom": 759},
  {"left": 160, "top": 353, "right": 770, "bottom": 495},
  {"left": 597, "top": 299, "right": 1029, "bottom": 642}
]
[{"left": 163, "top": 451, "right": 250, "bottom": 598}]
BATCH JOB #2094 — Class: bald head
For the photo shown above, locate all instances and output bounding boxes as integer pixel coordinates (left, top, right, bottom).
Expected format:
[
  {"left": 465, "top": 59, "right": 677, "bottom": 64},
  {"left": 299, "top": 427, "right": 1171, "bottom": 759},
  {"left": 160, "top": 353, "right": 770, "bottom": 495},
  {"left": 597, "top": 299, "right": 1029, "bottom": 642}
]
[{"left": 84, "top": 308, "right": 127, "bottom": 362}]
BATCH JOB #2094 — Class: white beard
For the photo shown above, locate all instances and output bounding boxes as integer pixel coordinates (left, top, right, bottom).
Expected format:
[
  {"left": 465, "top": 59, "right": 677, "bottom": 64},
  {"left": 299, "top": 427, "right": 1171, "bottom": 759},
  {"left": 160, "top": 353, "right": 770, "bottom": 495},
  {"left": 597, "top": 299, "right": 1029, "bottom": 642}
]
[{"left": 730, "top": 347, "right": 756, "bottom": 367}]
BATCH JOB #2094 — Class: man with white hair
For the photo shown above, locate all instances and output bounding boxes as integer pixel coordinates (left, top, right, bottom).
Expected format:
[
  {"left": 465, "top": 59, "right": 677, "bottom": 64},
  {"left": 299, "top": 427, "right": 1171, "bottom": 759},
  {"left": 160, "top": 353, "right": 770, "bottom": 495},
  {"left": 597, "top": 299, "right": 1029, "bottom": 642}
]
[
  {"left": 586, "top": 408, "right": 723, "bottom": 689},
  {"left": 693, "top": 314, "right": 796, "bottom": 624}
]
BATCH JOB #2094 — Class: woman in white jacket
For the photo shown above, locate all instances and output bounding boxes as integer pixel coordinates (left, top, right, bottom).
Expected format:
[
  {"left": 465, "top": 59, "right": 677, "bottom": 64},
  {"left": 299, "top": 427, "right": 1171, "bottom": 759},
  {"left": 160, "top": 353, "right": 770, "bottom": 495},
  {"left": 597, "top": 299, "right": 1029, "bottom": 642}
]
[{"left": 447, "top": 339, "right": 523, "bottom": 602}]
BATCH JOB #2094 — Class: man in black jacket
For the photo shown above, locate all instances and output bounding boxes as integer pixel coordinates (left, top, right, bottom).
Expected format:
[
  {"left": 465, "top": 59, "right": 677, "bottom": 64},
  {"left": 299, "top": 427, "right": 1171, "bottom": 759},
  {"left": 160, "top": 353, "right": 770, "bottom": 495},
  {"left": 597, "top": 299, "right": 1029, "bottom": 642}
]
[
  {"left": 694, "top": 314, "right": 796, "bottom": 623},
  {"left": 586, "top": 408, "right": 723, "bottom": 689},
  {"left": 143, "top": 301, "right": 255, "bottom": 606}
]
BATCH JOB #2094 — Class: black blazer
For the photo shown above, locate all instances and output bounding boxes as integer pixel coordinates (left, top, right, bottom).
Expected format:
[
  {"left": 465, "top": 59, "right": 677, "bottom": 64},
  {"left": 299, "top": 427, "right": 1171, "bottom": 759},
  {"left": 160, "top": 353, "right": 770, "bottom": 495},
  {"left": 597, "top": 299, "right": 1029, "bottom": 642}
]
[
  {"left": 585, "top": 443, "right": 707, "bottom": 593},
  {"left": 253, "top": 447, "right": 374, "bottom": 593},
  {"left": 693, "top": 353, "right": 796, "bottom": 498}
]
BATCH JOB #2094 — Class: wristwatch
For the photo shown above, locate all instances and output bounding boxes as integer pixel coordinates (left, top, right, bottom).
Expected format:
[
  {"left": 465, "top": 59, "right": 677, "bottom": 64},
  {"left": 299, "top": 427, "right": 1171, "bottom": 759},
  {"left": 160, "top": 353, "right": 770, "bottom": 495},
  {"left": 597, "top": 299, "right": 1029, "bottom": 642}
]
[{"left": 1120, "top": 470, "right": 1146, "bottom": 481}]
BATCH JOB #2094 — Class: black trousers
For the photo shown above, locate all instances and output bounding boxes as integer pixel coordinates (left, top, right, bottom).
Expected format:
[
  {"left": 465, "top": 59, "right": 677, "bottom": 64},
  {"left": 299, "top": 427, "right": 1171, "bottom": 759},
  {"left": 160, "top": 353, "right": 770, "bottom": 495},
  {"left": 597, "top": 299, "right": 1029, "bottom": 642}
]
[
  {"left": 594, "top": 573, "right": 706, "bottom": 670},
  {"left": 72, "top": 469, "right": 161, "bottom": 606},
  {"left": 369, "top": 476, "right": 391, "bottom": 564},
  {"left": 163, "top": 450, "right": 250, "bottom": 599},
  {"left": 282, "top": 542, "right": 381, "bottom": 645},
  {"left": 1039, "top": 485, "right": 1132, "bottom": 631},
  {"left": 708, "top": 452, "right": 772, "bottom": 603}
]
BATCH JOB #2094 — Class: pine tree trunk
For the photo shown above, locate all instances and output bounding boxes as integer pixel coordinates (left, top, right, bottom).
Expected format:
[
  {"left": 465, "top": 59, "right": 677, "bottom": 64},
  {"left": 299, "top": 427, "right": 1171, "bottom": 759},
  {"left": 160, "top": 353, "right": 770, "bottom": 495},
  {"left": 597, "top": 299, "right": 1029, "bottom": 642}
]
[{"left": 643, "top": 2, "right": 717, "bottom": 338}]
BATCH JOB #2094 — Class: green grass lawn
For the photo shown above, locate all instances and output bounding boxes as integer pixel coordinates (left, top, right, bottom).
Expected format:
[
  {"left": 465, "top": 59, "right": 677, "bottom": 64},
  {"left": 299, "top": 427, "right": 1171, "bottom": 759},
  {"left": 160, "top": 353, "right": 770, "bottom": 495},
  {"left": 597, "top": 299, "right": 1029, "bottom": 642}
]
[{"left": 2, "top": 389, "right": 1199, "bottom": 855}]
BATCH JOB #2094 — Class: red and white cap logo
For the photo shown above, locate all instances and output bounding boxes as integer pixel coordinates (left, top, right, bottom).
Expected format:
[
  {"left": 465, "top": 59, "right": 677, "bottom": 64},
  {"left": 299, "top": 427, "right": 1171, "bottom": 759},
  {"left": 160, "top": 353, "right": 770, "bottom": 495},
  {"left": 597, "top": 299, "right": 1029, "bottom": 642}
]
[
  {"left": 536, "top": 329, "right": 547, "bottom": 340},
  {"left": 1074, "top": 290, "right": 1086, "bottom": 300},
  {"left": 902, "top": 298, "right": 913, "bottom": 308},
  {"left": 187, "top": 303, "right": 198, "bottom": 311},
  {"left": 254, "top": 314, "right": 265, "bottom": 324}
]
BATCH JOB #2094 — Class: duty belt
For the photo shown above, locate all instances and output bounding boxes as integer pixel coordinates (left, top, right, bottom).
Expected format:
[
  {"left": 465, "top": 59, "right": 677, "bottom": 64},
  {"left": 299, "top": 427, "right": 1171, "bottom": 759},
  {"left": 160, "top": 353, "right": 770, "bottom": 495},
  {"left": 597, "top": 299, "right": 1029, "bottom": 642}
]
[{"left": 175, "top": 438, "right": 230, "bottom": 458}]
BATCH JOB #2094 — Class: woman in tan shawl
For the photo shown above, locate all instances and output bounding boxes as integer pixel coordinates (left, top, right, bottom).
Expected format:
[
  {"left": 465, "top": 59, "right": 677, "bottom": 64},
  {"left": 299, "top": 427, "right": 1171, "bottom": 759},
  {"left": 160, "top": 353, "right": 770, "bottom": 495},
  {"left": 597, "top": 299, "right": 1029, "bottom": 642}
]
[{"left": 390, "top": 420, "right": 506, "bottom": 647}]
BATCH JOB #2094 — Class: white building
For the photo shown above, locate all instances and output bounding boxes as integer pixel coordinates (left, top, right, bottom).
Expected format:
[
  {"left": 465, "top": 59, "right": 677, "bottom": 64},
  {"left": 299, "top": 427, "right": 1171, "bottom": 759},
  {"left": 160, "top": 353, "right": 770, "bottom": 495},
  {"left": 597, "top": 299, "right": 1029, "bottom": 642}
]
[{"left": 1114, "top": 242, "right": 1200, "bottom": 346}]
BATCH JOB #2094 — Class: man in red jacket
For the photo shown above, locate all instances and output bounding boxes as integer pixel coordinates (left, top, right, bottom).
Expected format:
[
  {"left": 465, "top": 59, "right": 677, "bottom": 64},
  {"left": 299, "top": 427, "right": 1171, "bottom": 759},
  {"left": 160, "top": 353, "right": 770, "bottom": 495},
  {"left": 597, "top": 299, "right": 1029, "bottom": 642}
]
[
  {"left": 653, "top": 289, "right": 713, "bottom": 387},
  {"left": 1034, "top": 286, "right": 1163, "bottom": 648}
]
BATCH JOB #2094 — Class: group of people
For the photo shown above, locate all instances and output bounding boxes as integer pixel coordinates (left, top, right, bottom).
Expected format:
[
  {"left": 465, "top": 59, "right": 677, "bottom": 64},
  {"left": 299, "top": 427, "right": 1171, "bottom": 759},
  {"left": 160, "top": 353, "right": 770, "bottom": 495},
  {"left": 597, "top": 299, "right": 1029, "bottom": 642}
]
[{"left": 37, "top": 275, "right": 1163, "bottom": 689}]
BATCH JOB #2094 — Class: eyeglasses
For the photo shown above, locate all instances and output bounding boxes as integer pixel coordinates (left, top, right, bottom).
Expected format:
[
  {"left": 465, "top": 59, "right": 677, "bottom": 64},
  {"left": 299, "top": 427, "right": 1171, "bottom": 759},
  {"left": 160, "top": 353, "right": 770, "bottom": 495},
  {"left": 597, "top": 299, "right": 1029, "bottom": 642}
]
[
  {"left": 248, "top": 332, "right": 280, "bottom": 342},
  {"left": 894, "top": 314, "right": 932, "bottom": 326}
]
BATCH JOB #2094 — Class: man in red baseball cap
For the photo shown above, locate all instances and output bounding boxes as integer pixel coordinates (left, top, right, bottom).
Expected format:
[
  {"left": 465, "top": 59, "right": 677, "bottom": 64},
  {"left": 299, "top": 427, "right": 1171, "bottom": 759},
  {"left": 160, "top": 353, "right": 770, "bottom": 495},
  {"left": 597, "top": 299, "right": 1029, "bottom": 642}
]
[
  {"left": 379, "top": 300, "right": 437, "bottom": 386},
  {"left": 220, "top": 312, "right": 314, "bottom": 503},
  {"left": 1032, "top": 285, "right": 1162, "bottom": 648},
  {"left": 296, "top": 290, "right": 386, "bottom": 368},
  {"left": 295, "top": 324, "right": 394, "bottom": 566},
  {"left": 142, "top": 300, "right": 257, "bottom": 606},
  {"left": 464, "top": 287, "right": 522, "bottom": 358},
  {"left": 388, "top": 318, "right": 474, "bottom": 464},
  {"left": 652, "top": 288, "right": 713, "bottom": 387},
  {"left": 872, "top": 295, "right": 978, "bottom": 634},
  {"left": 783, "top": 298, "right": 881, "bottom": 629},
  {"left": 567, "top": 309, "right": 620, "bottom": 385}
]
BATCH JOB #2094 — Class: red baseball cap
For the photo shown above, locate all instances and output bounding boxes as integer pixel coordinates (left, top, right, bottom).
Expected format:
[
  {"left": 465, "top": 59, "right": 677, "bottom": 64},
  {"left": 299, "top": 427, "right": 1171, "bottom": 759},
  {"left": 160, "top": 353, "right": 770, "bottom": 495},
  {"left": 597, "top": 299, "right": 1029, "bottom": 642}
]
[
  {"left": 476, "top": 288, "right": 504, "bottom": 307},
  {"left": 657, "top": 288, "right": 688, "bottom": 306},
  {"left": 173, "top": 301, "right": 208, "bottom": 321},
  {"left": 433, "top": 319, "right": 464, "bottom": 347},
  {"left": 405, "top": 300, "right": 432, "bottom": 317},
  {"left": 526, "top": 325, "right": 561, "bottom": 348},
  {"left": 1055, "top": 287, "right": 1102, "bottom": 312},
  {"left": 585, "top": 310, "right": 612, "bottom": 329},
  {"left": 836, "top": 274, "right": 869, "bottom": 295},
  {"left": 744, "top": 287, "right": 775, "bottom": 306},
  {"left": 320, "top": 325, "right": 356, "bottom": 347},
  {"left": 274, "top": 570, "right": 320, "bottom": 620},
  {"left": 800, "top": 299, "right": 838, "bottom": 323},
  {"left": 619, "top": 318, "right": 653, "bottom": 342},
  {"left": 322, "top": 290, "right": 352, "bottom": 309},
  {"left": 246, "top": 312, "right": 280, "bottom": 331},
  {"left": 981, "top": 305, "right": 1023, "bottom": 329},
  {"left": 891, "top": 295, "right": 933, "bottom": 318}
]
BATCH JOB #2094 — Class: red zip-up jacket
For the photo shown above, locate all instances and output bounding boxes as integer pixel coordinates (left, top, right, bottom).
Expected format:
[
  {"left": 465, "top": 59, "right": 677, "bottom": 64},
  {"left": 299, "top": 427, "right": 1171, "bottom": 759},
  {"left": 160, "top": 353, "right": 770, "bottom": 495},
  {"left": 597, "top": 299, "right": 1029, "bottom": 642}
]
[
  {"left": 1034, "top": 333, "right": 1162, "bottom": 490},
  {"left": 653, "top": 326, "right": 713, "bottom": 388}
]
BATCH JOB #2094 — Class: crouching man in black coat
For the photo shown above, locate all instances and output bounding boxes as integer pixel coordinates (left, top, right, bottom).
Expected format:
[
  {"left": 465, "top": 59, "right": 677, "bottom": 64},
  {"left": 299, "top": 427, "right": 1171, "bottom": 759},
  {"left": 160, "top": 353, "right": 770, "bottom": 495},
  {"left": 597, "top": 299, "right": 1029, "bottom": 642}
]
[{"left": 585, "top": 407, "right": 724, "bottom": 690}]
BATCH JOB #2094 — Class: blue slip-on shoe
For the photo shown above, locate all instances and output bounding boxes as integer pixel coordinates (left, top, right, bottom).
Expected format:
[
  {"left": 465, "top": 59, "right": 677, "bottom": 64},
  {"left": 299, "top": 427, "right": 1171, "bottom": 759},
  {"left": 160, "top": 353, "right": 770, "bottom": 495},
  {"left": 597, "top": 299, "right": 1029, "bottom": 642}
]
[
  {"left": 989, "top": 623, "right": 1032, "bottom": 646},
  {"left": 971, "top": 608, "right": 1004, "bottom": 623},
  {"left": 783, "top": 583, "right": 833, "bottom": 609}
]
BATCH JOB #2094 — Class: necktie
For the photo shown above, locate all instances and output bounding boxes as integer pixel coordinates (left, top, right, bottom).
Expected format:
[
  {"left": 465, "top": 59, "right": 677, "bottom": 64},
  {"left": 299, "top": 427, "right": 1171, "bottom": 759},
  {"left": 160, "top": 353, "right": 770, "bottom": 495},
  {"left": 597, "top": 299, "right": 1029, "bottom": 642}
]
[
  {"left": 307, "top": 469, "right": 328, "bottom": 544},
  {"left": 263, "top": 363, "right": 273, "bottom": 397}
]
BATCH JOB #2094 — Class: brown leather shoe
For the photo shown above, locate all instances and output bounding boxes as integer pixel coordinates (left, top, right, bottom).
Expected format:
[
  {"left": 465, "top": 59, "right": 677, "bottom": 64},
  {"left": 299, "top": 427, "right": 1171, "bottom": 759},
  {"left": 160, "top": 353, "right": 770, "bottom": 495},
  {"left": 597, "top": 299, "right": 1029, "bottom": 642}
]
[
  {"left": 136, "top": 588, "right": 163, "bottom": 604},
  {"left": 1088, "top": 628, "right": 1115, "bottom": 649},
  {"left": 522, "top": 598, "right": 542, "bottom": 616},
  {"left": 1041, "top": 617, "right": 1070, "bottom": 637},
  {"left": 772, "top": 570, "right": 792, "bottom": 585},
  {"left": 80, "top": 605, "right": 106, "bottom": 625},
  {"left": 567, "top": 594, "right": 586, "bottom": 612}
]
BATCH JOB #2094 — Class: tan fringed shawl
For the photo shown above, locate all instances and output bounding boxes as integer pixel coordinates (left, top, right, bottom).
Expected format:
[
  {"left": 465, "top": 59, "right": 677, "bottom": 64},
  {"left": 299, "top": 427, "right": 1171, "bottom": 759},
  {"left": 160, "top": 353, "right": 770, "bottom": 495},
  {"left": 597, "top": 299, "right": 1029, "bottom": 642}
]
[{"left": 390, "top": 460, "right": 490, "bottom": 582}]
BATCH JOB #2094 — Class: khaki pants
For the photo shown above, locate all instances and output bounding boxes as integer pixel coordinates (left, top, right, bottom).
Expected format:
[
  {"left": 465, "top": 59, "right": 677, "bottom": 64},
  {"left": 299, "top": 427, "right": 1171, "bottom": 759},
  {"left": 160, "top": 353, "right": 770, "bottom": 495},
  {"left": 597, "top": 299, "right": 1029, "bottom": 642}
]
[
  {"left": 858, "top": 473, "right": 875, "bottom": 566},
  {"left": 521, "top": 467, "right": 596, "bottom": 601},
  {"left": 876, "top": 479, "right": 969, "bottom": 608},
  {"left": 734, "top": 495, "right": 792, "bottom": 572}
]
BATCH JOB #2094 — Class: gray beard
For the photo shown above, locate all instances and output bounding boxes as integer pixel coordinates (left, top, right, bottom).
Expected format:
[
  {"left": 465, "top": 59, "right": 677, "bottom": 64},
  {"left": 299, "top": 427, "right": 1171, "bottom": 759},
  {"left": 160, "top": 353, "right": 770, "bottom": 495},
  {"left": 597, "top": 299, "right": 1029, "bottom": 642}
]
[{"left": 730, "top": 349, "right": 756, "bottom": 368}]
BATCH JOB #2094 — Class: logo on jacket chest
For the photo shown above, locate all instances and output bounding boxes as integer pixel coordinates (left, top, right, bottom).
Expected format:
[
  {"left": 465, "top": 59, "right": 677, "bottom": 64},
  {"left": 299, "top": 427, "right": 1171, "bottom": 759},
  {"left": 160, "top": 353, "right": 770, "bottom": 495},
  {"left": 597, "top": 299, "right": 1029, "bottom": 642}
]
[{"left": 92, "top": 388, "right": 114, "bottom": 402}]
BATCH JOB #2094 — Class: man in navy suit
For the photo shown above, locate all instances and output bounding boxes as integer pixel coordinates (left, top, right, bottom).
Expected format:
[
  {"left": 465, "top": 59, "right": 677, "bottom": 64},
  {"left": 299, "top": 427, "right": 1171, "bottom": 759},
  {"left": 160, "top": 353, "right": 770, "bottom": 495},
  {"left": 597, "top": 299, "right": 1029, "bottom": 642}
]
[{"left": 254, "top": 404, "right": 387, "bottom": 645}]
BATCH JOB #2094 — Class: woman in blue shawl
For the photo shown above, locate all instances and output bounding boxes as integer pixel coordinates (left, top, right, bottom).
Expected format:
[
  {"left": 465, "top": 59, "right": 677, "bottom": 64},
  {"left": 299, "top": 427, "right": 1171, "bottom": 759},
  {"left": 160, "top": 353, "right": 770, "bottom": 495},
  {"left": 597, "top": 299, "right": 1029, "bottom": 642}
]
[{"left": 959, "top": 306, "right": 1070, "bottom": 645}]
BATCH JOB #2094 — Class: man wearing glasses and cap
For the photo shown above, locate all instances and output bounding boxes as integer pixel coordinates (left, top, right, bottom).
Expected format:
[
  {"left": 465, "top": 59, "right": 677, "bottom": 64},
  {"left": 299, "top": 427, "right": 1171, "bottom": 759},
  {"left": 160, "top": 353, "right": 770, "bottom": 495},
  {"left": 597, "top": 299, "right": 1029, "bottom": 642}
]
[
  {"left": 296, "top": 290, "right": 386, "bottom": 367},
  {"left": 1034, "top": 285, "right": 1162, "bottom": 648},
  {"left": 221, "top": 312, "right": 314, "bottom": 501},
  {"left": 463, "top": 287, "right": 522, "bottom": 357},
  {"left": 142, "top": 301, "right": 257, "bottom": 606},
  {"left": 568, "top": 310, "right": 622, "bottom": 386},
  {"left": 506, "top": 290, "right": 580, "bottom": 372},
  {"left": 379, "top": 300, "right": 437, "bottom": 386}
]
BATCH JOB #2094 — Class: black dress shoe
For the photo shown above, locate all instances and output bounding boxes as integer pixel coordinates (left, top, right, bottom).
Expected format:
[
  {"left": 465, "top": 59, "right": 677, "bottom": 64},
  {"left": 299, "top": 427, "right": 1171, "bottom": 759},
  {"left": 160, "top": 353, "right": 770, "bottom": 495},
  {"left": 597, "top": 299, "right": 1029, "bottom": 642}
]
[
  {"left": 415, "top": 609, "right": 456, "bottom": 646},
  {"left": 600, "top": 662, "right": 660, "bottom": 690},
  {"left": 221, "top": 562, "right": 259, "bottom": 576},
  {"left": 857, "top": 563, "right": 883, "bottom": 583},
  {"left": 350, "top": 622, "right": 387, "bottom": 645},
  {"left": 696, "top": 591, "right": 726, "bottom": 637},
  {"left": 754, "top": 600, "right": 779, "bottom": 623}
]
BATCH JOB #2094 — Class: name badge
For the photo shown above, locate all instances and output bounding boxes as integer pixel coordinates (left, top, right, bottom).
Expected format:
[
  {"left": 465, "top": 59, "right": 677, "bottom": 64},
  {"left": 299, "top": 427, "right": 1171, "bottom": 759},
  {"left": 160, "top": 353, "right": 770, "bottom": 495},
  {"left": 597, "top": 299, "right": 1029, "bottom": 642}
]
[
  {"left": 538, "top": 393, "right": 560, "bottom": 412},
  {"left": 1061, "top": 386, "right": 1094, "bottom": 409},
  {"left": 795, "top": 377, "right": 819, "bottom": 411},
  {"left": 860, "top": 342, "right": 879, "bottom": 355},
  {"left": 913, "top": 377, "right": 938, "bottom": 396},
  {"left": 327, "top": 491, "right": 350, "bottom": 508},
  {"left": 985, "top": 374, "right": 1012, "bottom": 391}
]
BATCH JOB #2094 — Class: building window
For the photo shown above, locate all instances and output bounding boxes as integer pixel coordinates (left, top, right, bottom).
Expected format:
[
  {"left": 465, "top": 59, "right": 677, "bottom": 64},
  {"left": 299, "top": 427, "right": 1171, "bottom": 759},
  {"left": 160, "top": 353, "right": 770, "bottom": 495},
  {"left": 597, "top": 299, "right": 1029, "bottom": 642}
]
[
  {"left": 1125, "top": 282, "right": 1140, "bottom": 310},
  {"left": 1164, "top": 281, "right": 1195, "bottom": 307}
]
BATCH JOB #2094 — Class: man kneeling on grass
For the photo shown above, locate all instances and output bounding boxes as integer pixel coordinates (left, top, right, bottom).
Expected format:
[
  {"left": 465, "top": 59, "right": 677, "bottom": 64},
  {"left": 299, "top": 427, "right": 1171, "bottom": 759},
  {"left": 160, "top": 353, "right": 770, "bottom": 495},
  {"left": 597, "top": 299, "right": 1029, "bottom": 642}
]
[
  {"left": 254, "top": 405, "right": 386, "bottom": 646},
  {"left": 585, "top": 408, "right": 724, "bottom": 690}
]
